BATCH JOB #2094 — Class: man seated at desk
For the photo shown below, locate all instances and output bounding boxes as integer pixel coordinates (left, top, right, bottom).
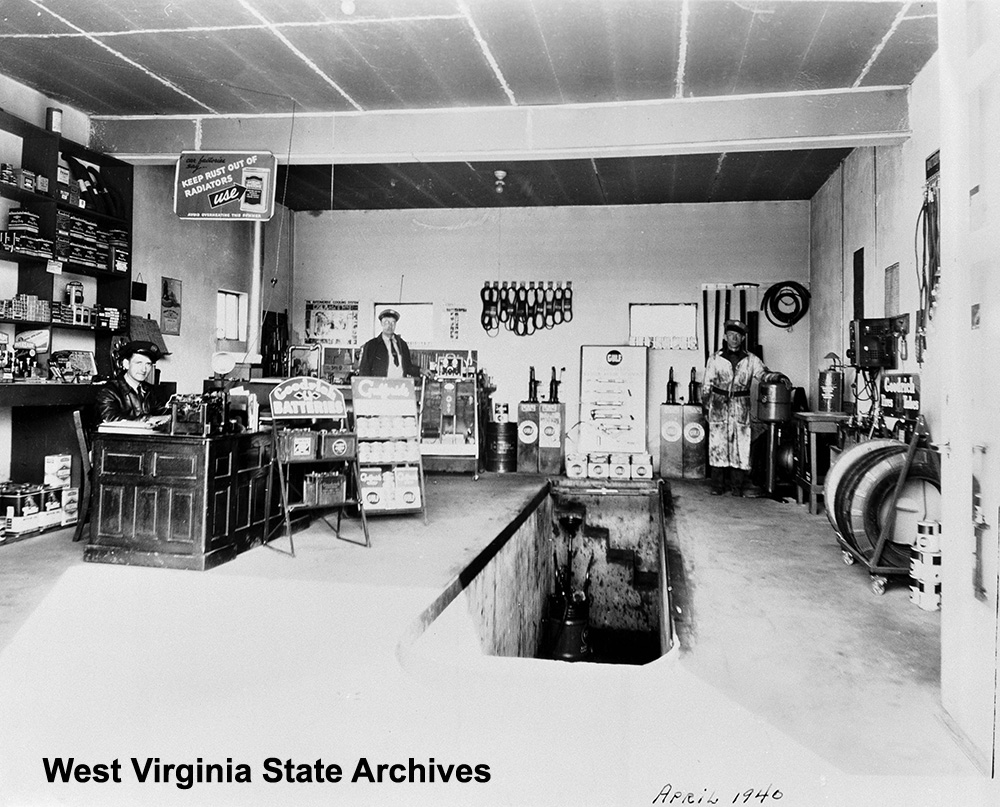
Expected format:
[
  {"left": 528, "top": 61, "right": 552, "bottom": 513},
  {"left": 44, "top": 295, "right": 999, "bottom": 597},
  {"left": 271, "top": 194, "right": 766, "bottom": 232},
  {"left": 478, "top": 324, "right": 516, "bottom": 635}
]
[{"left": 95, "top": 340, "right": 169, "bottom": 425}]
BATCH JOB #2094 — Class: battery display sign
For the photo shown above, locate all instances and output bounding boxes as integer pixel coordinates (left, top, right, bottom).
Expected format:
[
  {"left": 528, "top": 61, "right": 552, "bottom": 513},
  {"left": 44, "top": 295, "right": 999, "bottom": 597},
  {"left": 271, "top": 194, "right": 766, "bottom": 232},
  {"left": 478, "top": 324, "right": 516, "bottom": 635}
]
[
  {"left": 174, "top": 150, "right": 277, "bottom": 221},
  {"left": 880, "top": 372, "right": 920, "bottom": 419}
]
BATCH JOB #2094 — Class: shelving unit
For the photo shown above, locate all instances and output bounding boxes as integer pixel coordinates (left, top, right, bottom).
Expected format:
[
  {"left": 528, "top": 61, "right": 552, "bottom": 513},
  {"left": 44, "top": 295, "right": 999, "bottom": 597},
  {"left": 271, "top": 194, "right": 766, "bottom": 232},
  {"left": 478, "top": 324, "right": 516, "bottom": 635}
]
[
  {"left": 0, "top": 108, "right": 133, "bottom": 508},
  {"left": 351, "top": 376, "right": 427, "bottom": 522},
  {"left": 266, "top": 377, "right": 369, "bottom": 553}
]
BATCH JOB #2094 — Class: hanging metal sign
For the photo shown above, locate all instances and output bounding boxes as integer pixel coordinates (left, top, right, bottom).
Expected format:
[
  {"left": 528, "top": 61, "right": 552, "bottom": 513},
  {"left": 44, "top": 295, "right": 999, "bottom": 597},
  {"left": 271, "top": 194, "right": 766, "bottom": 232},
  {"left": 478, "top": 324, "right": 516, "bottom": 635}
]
[
  {"left": 880, "top": 372, "right": 921, "bottom": 419},
  {"left": 173, "top": 150, "right": 277, "bottom": 220}
]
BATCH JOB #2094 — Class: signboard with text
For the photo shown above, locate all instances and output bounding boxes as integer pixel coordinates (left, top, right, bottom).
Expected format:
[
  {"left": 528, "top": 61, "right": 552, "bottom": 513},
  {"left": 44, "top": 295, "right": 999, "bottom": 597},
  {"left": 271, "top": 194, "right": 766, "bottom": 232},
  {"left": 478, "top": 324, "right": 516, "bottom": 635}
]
[{"left": 173, "top": 150, "right": 277, "bottom": 221}]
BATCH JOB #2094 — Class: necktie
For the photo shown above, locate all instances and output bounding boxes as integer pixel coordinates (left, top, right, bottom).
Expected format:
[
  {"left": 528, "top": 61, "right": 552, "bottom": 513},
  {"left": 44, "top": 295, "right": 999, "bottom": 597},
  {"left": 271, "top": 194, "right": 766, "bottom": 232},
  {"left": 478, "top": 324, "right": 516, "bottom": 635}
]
[{"left": 390, "top": 338, "right": 399, "bottom": 366}]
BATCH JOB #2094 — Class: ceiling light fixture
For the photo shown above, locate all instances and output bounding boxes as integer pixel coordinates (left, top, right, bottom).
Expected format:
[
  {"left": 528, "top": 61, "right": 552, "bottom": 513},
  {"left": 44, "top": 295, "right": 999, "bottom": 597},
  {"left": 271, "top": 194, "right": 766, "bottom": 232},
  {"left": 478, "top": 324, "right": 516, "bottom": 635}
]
[
  {"left": 494, "top": 169, "right": 506, "bottom": 194},
  {"left": 341, "top": 0, "right": 356, "bottom": 15}
]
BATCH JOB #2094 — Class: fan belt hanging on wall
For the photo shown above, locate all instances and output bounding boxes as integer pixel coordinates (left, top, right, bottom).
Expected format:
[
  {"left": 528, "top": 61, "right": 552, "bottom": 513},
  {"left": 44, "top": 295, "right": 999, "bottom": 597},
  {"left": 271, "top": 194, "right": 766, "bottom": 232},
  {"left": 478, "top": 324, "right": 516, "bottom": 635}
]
[{"left": 479, "top": 280, "right": 573, "bottom": 336}]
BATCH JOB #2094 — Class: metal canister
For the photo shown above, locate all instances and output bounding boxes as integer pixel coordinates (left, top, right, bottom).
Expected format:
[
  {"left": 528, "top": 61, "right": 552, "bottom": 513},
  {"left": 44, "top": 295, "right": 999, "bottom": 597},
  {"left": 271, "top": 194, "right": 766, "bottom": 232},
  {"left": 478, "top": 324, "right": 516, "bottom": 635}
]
[
  {"left": 758, "top": 372, "right": 792, "bottom": 422},
  {"left": 817, "top": 369, "right": 844, "bottom": 413}
]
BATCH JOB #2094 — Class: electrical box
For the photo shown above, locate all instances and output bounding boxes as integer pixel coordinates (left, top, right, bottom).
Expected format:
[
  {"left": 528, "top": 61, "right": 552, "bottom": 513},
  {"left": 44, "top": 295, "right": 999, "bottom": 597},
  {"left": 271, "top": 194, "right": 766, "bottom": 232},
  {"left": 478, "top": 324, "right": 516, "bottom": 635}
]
[{"left": 847, "top": 318, "right": 897, "bottom": 369}]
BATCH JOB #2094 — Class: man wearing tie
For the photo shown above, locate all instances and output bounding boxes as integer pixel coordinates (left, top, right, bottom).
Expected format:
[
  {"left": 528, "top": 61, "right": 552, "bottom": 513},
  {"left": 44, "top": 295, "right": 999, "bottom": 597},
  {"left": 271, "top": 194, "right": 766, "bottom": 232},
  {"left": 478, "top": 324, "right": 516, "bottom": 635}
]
[{"left": 358, "top": 308, "right": 419, "bottom": 378}]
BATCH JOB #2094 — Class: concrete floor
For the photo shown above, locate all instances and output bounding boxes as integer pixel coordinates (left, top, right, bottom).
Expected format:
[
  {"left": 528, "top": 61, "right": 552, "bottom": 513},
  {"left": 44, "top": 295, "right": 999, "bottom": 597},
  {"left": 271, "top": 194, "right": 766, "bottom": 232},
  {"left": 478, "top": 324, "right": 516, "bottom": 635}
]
[{"left": 0, "top": 473, "right": 994, "bottom": 806}]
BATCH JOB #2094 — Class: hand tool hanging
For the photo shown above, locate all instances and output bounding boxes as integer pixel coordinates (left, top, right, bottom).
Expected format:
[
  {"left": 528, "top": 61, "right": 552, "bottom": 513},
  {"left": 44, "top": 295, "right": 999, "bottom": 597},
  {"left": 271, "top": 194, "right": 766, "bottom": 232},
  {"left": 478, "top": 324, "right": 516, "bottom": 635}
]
[{"left": 702, "top": 285, "right": 711, "bottom": 363}]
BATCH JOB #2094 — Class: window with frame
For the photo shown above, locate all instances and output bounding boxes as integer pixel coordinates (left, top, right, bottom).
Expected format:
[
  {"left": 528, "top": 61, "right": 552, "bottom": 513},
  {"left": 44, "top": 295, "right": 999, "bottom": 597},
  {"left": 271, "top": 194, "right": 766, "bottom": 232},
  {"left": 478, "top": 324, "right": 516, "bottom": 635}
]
[{"left": 216, "top": 289, "right": 249, "bottom": 346}]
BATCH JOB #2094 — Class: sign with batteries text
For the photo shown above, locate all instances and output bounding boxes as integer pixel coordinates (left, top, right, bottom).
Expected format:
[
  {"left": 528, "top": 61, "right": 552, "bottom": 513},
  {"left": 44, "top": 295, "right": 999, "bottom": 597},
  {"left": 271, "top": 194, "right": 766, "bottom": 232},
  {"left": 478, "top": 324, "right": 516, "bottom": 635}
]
[
  {"left": 174, "top": 151, "right": 277, "bottom": 221},
  {"left": 269, "top": 377, "right": 347, "bottom": 419}
]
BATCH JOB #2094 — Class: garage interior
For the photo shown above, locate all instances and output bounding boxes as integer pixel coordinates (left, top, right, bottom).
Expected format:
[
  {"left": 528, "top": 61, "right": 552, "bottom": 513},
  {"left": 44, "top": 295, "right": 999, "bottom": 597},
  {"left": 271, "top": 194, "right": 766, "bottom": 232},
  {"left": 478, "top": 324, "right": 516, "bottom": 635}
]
[{"left": 0, "top": 2, "right": 997, "bottom": 805}]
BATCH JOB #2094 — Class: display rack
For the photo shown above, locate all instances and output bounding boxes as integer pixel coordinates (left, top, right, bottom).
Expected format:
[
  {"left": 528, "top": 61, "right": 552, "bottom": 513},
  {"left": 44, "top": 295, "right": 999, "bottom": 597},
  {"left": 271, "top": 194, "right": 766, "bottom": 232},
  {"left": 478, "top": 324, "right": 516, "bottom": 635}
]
[
  {"left": 351, "top": 376, "right": 427, "bottom": 523},
  {"left": 413, "top": 349, "right": 483, "bottom": 476},
  {"left": 266, "top": 377, "right": 369, "bottom": 553}
]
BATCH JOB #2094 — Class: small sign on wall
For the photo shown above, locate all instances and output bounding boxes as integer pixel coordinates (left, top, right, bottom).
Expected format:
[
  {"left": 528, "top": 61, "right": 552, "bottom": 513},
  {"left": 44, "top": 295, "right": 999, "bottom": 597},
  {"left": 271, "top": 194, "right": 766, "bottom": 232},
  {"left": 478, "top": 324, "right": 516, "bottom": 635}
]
[
  {"left": 174, "top": 151, "right": 277, "bottom": 221},
  {"left": 161, "top": 277, "right": 182, "bottom": 335}
]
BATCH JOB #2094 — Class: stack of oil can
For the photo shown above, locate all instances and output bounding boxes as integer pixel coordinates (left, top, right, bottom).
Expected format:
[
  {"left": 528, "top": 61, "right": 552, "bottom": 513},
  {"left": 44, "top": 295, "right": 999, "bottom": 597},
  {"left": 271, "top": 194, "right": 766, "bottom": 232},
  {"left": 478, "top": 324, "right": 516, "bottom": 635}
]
[
  {"left": 909, "top": 520, "right": 941, "bottom": 611},
  {"left": 0, "top": 454, "right": 78, "bottom": 542}
]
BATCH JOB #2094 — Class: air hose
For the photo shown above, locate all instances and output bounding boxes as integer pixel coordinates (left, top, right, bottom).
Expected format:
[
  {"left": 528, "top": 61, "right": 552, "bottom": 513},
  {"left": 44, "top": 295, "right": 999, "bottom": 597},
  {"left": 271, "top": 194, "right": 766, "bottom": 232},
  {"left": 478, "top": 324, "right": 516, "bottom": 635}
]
[{"left": 760, "top": 281, "right": 810, "bottom": 328}]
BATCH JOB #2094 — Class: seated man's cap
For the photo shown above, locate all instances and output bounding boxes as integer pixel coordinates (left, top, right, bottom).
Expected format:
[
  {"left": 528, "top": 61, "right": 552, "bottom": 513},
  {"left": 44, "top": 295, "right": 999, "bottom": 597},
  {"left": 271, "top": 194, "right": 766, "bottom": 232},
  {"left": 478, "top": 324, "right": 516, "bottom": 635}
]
[
  {"left": 723, "top": 319, "right": 747, "bottom": 335},
  {"left": 378, "top": 308, "right": 400, "bottom": 322},
  {"left": 119, "top": 340, "right": 163, "bottom": 361}
]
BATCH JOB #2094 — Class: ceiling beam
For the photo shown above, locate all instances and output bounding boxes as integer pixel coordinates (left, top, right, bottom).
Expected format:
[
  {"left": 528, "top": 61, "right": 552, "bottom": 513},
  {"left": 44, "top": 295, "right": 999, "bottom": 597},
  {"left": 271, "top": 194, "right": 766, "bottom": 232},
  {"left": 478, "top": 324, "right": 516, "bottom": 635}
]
[{"left": 91, "top": 86, "right": 910, "bottom": 166}]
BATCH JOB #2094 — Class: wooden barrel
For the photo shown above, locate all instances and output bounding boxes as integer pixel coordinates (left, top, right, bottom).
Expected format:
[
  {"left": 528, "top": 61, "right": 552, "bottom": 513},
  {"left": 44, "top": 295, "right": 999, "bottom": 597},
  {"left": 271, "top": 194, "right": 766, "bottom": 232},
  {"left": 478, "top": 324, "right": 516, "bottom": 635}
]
[{"left": 485, "top": 422, "right": 518, "bottom": 472}]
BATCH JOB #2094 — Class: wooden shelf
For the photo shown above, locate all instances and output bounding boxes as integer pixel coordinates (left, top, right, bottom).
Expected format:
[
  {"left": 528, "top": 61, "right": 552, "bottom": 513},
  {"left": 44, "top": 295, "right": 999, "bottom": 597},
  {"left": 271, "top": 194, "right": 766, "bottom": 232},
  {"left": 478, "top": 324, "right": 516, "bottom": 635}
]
[{"left": 0, "top": 382, "right": 97, "bottom": 407}]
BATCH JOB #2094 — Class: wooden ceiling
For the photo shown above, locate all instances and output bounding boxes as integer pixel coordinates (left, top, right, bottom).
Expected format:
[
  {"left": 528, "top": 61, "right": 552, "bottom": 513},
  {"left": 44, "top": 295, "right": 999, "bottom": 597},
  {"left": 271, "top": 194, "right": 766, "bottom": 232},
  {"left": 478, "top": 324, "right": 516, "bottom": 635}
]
[{"left": 0, "top": 1, "right": 937, "bottom": 210}]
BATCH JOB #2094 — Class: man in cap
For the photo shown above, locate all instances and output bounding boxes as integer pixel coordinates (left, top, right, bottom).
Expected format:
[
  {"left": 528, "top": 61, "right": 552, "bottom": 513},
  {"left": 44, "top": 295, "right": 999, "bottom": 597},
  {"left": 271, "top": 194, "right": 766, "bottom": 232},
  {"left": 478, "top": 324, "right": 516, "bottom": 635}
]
[
  {"left": 358, "top": 308, "right": 420, "bottom": 378},
  {"left": 702, "top": 319, "right": 766, "bottom": 496},
  {"left": 95, "top": 340, "right": 168, "bottom": 423}
]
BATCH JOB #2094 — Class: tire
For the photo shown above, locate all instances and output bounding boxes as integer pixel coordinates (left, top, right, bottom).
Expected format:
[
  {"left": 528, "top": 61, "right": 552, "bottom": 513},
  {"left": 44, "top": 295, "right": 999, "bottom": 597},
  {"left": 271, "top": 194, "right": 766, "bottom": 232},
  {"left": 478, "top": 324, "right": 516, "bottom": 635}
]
[{"left": 830, "top": 442, "right": 907, "bottom": 548}]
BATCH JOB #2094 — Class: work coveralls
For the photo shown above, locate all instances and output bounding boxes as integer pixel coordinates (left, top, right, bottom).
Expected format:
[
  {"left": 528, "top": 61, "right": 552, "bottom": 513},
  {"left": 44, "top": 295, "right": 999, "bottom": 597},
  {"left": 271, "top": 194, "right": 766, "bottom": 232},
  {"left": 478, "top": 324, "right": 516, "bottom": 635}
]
[{"left": 702, "top": 348, "right": 766, "bottom": 472}]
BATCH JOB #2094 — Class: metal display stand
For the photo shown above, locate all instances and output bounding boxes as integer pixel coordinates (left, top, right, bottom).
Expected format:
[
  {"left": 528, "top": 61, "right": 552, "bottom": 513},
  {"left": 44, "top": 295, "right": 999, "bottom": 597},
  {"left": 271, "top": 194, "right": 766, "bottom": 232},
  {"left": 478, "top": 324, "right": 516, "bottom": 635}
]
[
  {"left": 265, "top": 377, "right": 369, "bottom": 554},
  {"left": 837, "top": 416, "right": 930, "bottom": 595},
  {"left": 352, "top": 376, "right": 428, "bottom": 524}
]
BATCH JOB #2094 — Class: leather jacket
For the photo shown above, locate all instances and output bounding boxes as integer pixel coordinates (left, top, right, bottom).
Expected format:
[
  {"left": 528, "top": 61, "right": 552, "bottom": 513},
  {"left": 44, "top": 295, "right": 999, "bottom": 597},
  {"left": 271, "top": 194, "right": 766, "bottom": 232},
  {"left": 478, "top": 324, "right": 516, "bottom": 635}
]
[{"left": 95, "top": 377, "right": 164, "bottom": 423}]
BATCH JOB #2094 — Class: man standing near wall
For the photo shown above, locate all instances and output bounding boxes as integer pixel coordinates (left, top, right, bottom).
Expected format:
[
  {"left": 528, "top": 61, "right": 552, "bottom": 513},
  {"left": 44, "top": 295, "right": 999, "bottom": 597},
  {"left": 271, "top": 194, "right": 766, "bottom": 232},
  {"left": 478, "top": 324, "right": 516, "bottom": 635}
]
[{"left": 702, "top": 320, "right": 766, "bottom": 496}]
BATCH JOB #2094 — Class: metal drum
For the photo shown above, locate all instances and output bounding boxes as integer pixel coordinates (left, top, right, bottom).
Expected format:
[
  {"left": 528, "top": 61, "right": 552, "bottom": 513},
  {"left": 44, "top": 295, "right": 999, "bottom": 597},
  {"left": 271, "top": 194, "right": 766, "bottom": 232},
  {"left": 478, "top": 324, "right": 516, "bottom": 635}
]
[
  {"left": 486, "top": 422, "right": 517, "bottom": 472},
  {"left": 823, "top": 439, "right": 905, "bottom": 543},
  {"left": 758, "top": 373, "right": 792, "bottom": 422}
]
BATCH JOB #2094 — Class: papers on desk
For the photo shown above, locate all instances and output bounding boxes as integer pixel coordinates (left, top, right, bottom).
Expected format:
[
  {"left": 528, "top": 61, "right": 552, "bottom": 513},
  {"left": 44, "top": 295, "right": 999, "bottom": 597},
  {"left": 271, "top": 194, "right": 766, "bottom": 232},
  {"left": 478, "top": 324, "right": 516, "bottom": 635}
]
[{"left": 97, "top": 415, "right": 171, "bottom": 435}]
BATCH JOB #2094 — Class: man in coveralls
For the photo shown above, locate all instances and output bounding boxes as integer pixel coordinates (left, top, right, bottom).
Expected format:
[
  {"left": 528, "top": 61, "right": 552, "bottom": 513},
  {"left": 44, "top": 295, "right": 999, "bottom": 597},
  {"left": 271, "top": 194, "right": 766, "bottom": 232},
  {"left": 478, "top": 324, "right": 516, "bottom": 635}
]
[{"left": 702, "top": 319, "right": 766, "bottom": 496}]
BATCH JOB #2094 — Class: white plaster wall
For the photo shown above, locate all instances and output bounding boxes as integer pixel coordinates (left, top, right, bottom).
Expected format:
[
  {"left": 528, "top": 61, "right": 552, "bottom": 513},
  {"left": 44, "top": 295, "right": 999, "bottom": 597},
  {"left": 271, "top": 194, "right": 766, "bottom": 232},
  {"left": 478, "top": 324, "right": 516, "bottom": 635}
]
[
  {"left": 130, "top": 166, "right": 292, "bottom": 393},
  {"left": 292, "top": 202, "right": 810, "bottom": 459}
]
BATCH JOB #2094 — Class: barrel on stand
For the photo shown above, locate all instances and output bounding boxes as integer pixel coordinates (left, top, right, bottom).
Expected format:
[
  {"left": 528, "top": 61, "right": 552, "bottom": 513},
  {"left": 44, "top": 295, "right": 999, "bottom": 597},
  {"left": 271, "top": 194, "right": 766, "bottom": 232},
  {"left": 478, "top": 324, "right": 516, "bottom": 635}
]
[{"left": 485, "top": 422, "right": 518, "bottom": 472}]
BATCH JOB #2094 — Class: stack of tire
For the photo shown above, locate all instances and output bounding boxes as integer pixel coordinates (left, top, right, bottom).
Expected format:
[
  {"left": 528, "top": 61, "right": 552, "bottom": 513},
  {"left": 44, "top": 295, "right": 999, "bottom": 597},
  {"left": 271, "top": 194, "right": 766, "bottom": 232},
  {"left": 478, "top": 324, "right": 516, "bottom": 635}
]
[{"left": 823, "top": 439, "right": 941, "bottom": 569}]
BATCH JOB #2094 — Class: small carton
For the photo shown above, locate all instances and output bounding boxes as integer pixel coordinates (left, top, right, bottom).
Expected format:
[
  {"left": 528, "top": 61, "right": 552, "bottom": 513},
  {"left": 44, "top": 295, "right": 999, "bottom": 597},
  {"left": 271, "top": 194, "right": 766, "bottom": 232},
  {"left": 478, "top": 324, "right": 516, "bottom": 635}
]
[{"left": 44, "top": 454, "right": 73, "bottom": 488}]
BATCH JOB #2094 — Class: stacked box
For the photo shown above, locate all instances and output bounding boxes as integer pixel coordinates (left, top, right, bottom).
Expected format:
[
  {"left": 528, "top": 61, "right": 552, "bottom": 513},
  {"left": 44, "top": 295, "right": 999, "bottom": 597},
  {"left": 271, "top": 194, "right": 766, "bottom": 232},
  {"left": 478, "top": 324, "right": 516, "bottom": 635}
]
[{"left": 44, "top": 454, "right": 73, "bottom": 488}]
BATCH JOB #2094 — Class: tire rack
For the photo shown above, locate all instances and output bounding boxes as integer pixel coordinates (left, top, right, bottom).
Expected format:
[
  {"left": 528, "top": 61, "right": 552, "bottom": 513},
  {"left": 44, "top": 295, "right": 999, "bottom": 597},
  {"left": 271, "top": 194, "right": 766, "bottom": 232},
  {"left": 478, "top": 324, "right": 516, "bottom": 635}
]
[{"left": 837, "top": 416, "right": 934, "bottom": 595}]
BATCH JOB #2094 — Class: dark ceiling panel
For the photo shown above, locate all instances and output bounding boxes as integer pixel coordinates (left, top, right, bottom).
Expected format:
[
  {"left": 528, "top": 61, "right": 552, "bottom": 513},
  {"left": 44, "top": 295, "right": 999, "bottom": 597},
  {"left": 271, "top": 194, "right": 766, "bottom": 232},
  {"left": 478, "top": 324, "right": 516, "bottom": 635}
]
[{"left": 276, "top": 149, "right": 853, "bottom": 212}]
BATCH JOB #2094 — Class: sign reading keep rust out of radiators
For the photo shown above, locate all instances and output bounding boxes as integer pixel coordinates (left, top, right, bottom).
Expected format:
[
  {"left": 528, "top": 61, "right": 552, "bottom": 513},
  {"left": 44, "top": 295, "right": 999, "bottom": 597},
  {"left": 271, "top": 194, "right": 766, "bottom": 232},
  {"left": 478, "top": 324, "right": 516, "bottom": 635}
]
[{"left": 173, "top": 150, "right": 277, "bottom": 221}]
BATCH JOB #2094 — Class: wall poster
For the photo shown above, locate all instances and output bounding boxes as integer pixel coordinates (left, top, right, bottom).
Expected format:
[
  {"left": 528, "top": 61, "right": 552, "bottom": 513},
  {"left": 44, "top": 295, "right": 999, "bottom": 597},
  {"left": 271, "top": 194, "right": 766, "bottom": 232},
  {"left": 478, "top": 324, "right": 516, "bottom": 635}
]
[
  {"left": 305, "top": 300, "right": 359, "bottom": 346},
  {"left": 160, "top": 277, "right": 182, "bottom": 336}
]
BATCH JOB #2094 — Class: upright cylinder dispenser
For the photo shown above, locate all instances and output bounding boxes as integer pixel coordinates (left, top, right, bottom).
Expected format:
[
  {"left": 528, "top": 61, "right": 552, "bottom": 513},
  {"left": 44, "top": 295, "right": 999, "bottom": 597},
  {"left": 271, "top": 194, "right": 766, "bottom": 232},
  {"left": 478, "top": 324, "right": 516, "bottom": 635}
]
[{"left": 817, "top": 353, "right": 845, "bottom": 413}]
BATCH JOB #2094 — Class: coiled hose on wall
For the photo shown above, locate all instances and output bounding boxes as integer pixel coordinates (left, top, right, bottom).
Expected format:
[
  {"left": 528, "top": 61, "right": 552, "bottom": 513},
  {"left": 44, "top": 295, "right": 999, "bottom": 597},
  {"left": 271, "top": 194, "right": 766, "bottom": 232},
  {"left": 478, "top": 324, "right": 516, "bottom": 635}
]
[{"left": 760, "top": 281, "right": 811, "bottom": 328}]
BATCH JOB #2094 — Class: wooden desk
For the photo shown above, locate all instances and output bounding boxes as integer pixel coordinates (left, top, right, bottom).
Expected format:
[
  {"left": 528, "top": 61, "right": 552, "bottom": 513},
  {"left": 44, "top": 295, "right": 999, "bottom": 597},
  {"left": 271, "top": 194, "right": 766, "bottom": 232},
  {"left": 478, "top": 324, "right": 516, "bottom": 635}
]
[
  {"left": 85, "top": 430, "right": 275, "bottom": 570},
  {"left": 793, "top": 412, "right": 848, "bottom": 515}
]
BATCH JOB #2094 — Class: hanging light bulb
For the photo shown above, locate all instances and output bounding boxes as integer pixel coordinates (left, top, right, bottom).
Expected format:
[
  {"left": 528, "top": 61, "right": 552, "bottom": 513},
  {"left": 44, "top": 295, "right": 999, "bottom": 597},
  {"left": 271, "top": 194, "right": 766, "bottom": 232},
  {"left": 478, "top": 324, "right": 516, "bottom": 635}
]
[{"left": 494, "top": 169, "right": 506, "bottom": 194}]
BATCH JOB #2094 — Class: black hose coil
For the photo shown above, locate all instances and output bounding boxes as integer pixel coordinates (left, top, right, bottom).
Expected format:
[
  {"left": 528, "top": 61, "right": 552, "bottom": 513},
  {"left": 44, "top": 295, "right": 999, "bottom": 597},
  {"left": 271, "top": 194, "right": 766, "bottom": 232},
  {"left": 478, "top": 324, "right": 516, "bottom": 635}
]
[{"left": 761, "top": 281, "right": 810, "bottom": 328}]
